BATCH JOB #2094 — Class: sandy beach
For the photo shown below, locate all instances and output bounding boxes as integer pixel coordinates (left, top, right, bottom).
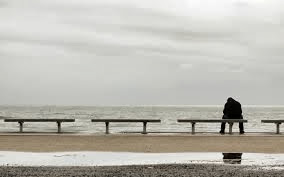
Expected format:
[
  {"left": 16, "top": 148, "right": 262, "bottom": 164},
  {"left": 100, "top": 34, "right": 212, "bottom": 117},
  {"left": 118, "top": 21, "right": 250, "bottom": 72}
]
[
  {"left": 2, "top": 134, "right": 284, "bottom": 176},
  {"left": 0, "top": 134, "right": 283, "bottom": 153}
]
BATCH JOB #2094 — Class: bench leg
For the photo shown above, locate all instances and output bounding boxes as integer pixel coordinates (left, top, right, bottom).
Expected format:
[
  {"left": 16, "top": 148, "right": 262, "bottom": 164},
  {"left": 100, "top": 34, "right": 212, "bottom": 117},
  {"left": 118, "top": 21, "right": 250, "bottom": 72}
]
[
  {"left": 105, "top": 122, "right": 110, "bottom": 134},
  {"left": 18, "top": 122, "right": 23, "bottom": 133},
  {"left": 57, "top": 122, "right": 62, "bottom": 133},
  {"left": 276, "top": 123, "right": 281, "bottom": 134},
  {"left": 229, "top": 123, "right": 234, "bottom": 134},
  {"left": 142, "top": 122, "right": 147, "bottom": 134},
  {"left": 191, "top": 122, "right": 196, "bottom": 134}
]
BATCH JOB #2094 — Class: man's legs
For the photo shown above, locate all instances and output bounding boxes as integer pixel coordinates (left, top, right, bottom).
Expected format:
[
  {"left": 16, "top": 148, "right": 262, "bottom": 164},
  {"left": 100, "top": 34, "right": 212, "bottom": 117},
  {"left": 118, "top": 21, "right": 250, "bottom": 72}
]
[
  {"left": 239, "top": 115, "right": 244, "bottom": 134},
  {"left": 220, "top": 115, "right": 227, "bottom": 134}
]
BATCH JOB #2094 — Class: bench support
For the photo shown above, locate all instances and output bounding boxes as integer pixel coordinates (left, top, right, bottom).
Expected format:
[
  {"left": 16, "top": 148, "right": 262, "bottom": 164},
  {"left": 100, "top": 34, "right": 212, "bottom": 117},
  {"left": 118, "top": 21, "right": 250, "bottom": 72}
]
[
  {"left": 276, "top": 123, "right": 281, "bottom": 134},
  {"left": 105, "top": 122, "right": 110, "bottom": 134},
  {"left": 229, "top": 123, "right": 234, "bottom": 134},
  {"left": 57, "top": 121, "right": 61, "bottom": 133},
  {"left": 191, "top": 122, "right": 196, "bottom": 134},
  {"left": 142, "top": 122, "right": 147, "bottom": 134},
  {"left": 18, "top": 121, "right": 23, "bottom": 133}
]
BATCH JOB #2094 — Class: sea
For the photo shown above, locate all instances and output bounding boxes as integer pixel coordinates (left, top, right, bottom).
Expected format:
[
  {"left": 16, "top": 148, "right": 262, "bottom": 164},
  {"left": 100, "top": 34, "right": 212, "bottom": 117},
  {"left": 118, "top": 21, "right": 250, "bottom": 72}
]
[{"left": 0, "top": 105, "right": 283, "bottom": 134}]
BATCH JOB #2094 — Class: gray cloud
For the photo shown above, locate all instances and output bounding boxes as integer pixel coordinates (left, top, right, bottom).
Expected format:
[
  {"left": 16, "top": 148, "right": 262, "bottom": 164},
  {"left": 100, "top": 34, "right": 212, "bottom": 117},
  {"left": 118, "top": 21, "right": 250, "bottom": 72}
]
[{"left": 1, "top": 0, "right": 284, "bottom": 105}]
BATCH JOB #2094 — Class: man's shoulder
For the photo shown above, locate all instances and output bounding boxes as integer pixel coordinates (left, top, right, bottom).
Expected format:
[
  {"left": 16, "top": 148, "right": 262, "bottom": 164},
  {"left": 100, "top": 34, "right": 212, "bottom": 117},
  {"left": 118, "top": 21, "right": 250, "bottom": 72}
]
[{"left": 235, "top": 101, "right": 242, "bottom": 106}]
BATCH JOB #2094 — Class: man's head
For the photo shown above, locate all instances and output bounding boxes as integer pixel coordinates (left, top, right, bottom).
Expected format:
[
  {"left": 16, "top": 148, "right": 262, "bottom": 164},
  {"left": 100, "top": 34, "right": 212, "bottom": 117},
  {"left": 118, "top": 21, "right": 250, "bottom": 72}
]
[{"left": 227, "top": 97, "right": 235, "bottom": 102}]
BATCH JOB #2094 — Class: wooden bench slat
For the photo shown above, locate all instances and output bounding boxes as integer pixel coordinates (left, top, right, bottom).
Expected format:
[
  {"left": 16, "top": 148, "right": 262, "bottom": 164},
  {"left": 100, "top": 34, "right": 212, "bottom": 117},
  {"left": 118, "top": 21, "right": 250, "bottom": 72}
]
[
  {"left": 4, "top": 119, "right": 75, "bottom": 122},
  {"left": 91, "top": 119, "right": 161, "bottom": 123},
  {"left": 261, "top": 120, "right": 284, "bottom": 123},
  {"left": 178, "top": 119, "right": 248, "bottom": 123}
]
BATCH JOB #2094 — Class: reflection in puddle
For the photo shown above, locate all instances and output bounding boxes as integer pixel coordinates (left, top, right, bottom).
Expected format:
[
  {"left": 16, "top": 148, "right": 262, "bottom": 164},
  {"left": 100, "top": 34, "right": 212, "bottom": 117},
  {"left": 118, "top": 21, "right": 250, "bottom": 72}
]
[{"left": 223, "top": 153, "right": 243, "bottom": 164}]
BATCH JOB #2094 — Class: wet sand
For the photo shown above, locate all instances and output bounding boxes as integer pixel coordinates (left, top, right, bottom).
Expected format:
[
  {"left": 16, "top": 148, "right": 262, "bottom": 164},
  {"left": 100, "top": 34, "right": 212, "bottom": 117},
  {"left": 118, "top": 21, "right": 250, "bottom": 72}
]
[
  {"left": 0, "top": 134, "right": 283, "bottom": 153},
  {"left": 0, "top": 164, "right": 283, "bottom": 177}
]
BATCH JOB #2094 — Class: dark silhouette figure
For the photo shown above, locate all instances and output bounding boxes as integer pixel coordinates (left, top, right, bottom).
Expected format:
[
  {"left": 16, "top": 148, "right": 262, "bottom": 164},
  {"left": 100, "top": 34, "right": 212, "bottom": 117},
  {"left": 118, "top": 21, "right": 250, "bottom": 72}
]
[
  {"left": 222, "top": 153, "right": 243, "bottom": 164},
  {"left": 220, "top": 97, "right": 244, "bottom": 134}
]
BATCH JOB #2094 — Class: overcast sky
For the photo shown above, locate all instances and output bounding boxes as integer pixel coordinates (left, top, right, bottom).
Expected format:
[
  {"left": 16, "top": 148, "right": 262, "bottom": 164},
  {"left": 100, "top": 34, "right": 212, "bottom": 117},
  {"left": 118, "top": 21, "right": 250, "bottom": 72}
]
[{"left": 1, "top": 0, "right": 284, "bottom": 105}]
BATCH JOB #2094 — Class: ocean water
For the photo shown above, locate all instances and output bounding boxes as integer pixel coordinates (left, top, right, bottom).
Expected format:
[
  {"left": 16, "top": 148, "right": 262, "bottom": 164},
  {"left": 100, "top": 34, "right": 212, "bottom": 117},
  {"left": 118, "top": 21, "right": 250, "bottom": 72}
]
[{"left": 0, "top": 106, "right": 283, "bottom": 134}]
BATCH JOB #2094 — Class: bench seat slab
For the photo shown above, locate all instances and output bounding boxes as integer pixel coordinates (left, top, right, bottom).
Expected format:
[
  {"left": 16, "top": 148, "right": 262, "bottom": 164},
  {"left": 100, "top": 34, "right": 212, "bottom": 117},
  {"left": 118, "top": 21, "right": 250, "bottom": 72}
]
[
  {"left": 178, "top": 119, "right": 247, "bottom": 134},
  {"left": 91, "top": 119, "right": 161, "bottom": 134},
  {"left": 261, "top": 120, "right": 283, "bottom": 134},
  {"left": 4, "top": 119, "right": 75, "bottom": 133}
]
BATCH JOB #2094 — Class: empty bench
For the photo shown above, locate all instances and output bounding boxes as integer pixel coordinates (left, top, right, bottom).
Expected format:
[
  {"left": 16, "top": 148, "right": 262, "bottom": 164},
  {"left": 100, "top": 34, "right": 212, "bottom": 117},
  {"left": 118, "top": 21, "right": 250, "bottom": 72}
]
[
  {"left": 91, "top": 119, "right": 161, "bottom": 134},
  {"left": 177, "top": 119, "right": 248, "bottom": 134},
  {"left": 261, "top": 120, "right": 284, "bottom": 134},
  {"left": 4, "top": 118, "right": 75, "bottom": 133}
]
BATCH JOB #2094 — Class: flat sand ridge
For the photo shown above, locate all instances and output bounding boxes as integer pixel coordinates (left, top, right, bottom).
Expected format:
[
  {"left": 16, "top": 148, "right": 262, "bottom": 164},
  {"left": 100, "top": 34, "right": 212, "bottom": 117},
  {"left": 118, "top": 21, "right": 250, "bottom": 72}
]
[
  {"left": 1, "top": 164, "right": 284, "bottom": 177},
  {"left": 0, "top": 134, "right": 283, "bottom": 153}
]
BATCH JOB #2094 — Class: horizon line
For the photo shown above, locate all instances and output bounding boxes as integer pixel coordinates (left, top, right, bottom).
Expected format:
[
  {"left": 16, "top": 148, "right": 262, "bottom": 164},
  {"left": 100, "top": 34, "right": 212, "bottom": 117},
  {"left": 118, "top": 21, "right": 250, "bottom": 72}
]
[{"left": 1, "top": 104, "right": 284, "bottom": 107}]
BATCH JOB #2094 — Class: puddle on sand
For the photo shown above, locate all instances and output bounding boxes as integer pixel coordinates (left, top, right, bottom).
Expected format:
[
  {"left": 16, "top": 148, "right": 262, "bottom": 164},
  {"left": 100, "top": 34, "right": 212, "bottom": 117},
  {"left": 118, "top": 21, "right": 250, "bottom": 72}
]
[{"left": 0, "top": 152, "right": 283, "bottom": 167}]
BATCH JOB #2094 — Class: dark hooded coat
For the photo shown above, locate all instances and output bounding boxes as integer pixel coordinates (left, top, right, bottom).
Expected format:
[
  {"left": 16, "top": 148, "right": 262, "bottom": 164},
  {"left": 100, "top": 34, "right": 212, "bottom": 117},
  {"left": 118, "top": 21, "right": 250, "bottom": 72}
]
[{"left": 223, "top": 98, "right": 242, "bottom": 118}]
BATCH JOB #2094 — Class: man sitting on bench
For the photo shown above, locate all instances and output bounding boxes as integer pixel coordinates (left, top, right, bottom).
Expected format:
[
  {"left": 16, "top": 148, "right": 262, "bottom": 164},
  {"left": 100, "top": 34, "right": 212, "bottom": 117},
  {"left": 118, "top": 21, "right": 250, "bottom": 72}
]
[{"left": 220, "top": 97, "right": 245, "bottom": 134}]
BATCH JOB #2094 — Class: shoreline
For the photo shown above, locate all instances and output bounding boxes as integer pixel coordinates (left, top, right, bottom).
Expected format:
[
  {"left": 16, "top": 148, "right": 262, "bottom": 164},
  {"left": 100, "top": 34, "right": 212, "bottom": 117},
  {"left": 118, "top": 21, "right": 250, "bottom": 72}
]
[
  {"left": 0, "top": 134, "right": 283, "bottom": 153},
  {"left": 1, "top": 151, "right": 284, "bottom": 166}
]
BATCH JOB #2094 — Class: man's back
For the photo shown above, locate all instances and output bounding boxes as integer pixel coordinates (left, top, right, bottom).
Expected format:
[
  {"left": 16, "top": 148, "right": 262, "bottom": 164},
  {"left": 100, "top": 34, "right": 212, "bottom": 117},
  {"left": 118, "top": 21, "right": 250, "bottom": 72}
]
[{"left": 223, "top": 98, "right": 242, "bottom": 118}]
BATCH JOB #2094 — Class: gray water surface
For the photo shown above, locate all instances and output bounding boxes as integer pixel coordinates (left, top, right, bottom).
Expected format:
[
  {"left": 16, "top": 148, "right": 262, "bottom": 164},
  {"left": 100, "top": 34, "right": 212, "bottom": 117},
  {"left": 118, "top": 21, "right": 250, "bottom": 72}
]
[{"left": 0, "top": 105, "right": 282, "bottom": 134}]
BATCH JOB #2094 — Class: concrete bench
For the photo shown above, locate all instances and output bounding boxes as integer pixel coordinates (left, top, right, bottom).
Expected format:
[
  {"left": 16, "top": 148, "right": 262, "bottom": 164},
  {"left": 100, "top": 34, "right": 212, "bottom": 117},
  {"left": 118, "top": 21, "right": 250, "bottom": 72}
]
[
  {"left": 91, "top": 119, "right": 161, "bottom": 134},
  {"left": 4, "top": 118, "right": 75, "bottom": 133},
  {"left": 177, "top": 119, "right": 248, "bottom": 134},
  {"left": 261, "top": 120, "right": 284, "bottom": 134}
]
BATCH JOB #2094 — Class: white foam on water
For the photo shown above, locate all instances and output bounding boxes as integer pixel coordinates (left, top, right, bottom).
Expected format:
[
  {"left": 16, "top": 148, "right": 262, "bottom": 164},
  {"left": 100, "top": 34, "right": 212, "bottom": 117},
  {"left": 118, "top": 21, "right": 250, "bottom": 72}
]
[{"left": 0, "top": 151, "right": 284, "bottom": 167}]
